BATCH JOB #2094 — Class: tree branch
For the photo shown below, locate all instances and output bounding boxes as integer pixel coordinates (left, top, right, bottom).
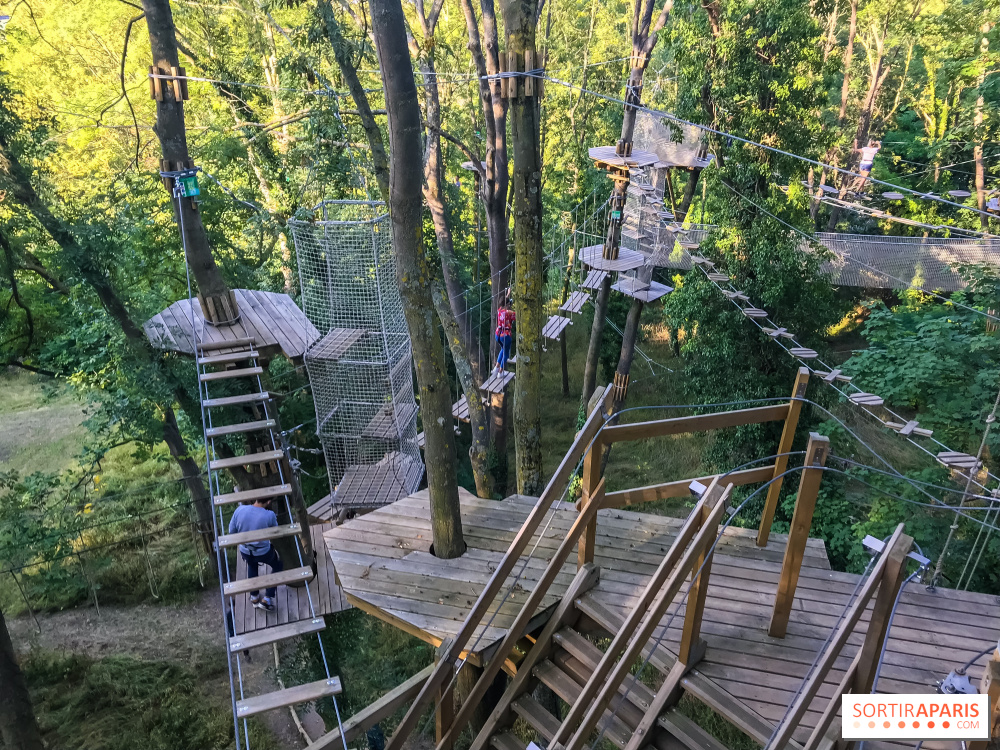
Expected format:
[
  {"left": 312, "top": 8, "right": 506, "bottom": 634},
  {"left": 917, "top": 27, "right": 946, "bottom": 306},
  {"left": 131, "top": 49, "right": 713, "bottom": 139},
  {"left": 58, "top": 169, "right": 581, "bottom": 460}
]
[{"left": 426, "top": 122, "right": 486, "bottom": 182}]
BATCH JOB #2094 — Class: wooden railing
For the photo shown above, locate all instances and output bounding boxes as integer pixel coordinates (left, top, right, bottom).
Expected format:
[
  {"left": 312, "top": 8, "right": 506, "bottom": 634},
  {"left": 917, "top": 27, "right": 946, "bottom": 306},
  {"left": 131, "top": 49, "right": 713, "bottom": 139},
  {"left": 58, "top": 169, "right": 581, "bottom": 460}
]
[
  {"left": 385, "top": 370, "right": 816, "bottom": 750},
  {"left": 769, "top": 524, "right": 913, "bottom": 750}
]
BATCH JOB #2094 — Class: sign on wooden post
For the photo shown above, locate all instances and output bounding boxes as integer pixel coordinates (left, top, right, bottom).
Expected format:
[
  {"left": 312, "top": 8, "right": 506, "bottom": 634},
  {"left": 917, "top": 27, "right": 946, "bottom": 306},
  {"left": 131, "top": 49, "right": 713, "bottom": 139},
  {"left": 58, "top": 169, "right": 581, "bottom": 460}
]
[
  {"left": 757, "top": 367, "right": 810, "bottom": 547},
  {"left": 769, "top": 432, "right": 829, "bottom": 638}
]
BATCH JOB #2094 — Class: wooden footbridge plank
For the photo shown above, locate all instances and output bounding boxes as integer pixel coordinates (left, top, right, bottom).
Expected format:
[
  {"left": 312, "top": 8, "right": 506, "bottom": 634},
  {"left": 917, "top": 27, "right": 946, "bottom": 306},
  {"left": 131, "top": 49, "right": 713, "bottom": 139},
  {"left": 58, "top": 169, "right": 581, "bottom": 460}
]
[{"left": 230, "top": 523, "right": 349, "bottom": 637}]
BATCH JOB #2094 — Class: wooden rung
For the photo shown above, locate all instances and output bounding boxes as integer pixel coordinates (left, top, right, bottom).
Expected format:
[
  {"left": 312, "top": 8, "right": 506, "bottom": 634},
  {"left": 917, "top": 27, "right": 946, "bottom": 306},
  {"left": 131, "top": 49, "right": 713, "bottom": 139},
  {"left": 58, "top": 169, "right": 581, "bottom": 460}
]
[
  {"left": 511, "top": 695, "right": 561, "bottom": 742},
  {"left": 217, "top": 523, "right": 301, "bottom": 549},
  {"left": 689, "top": 255, "right": 715, "bottom": 267},
  {"left": 815, "top": 369, "right": 851, "bottom": 383},
  {"left": 788, "top": 347, "right": 818, "bottom": 359},
  {"left": 723, "top": 290, "right": 749, "bottom": 301},
  {"left": 706, "top": 272, "right": 730, "bottom": 282},
  {"left": 203, "top": 392, "right": 271, "bottom": 408},
  {"left": 743, "top": 307, "right": 768, "bottom": 318},
  {"left": 763, "top": 327, "right": 795, "bottom": 339},
  {"left": 214, "top": 483, "right": 292, "bottom": 506},
  {"left": 223, "top": 565, "right": 314, "bottom": 596},
  {"left": 229, "top": 617, "right": 325, "bottom": 652},
  {"left": 205, "top": 419, "right": 275, "bottom": 438},
  {"left": 937, "top": 451, "right": 982, "bottom": 469},
  {"left": 199, "top": 366, "right": 263, "bottom": 382},
  {"left": 235, "top": 676, "right": 341, "bottom": 718},
  {"left": 210, "top": 450, "right": 284, "bottom": 470},
  {"left": 849, "top": 392, "right": 884, "bottom": 406},
  {"left": 198, "top": 350, "right": 260, "bottom": 366},
  {"left": 197, "top": 337, "right": 256, "bottom": 352},
  {"left": 489, "top": 733, "right": 523, "bottom": 750}
]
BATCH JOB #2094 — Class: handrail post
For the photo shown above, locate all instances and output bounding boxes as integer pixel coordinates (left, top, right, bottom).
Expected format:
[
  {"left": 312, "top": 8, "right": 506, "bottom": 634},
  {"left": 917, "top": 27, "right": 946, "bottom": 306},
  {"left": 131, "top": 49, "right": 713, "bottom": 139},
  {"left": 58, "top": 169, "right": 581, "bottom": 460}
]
[
  {"left": 435, "top": 640, "right": 455, "bottom": 750},
  {"left": 769, "top": 432, "right": 828, "bottom": 638},
  {"left": 676, "top": 496, "right": 719, "bottom": 667},
  {"left": 578, "top": 434, "right": 603, "bottom": 568},
  {"left": 757, "top": 367, "right": 810, "bottom": 547},
  {"left": 970, "top": 650, "right": 1000, "bottom": 750}
]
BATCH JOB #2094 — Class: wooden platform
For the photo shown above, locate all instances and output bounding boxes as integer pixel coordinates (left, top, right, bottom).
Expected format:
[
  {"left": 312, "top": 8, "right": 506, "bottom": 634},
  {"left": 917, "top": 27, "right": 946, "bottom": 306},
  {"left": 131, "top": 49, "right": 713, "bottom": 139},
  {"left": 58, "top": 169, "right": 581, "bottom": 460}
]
[
  {"left": 323, "top": 491, "right": 829, "bottom": 664},
  {"left": 559, "top": 291, "right": 591, "bottom": 314},
  {"left": 231, "top": 523, "right": 349, "bottom": 635},
  {"left": 362, "top": 403, "right": 419, "bottom": 439},
  {"left": 580, "top": 269, "right": 610, "bottom": 290},
  {"left": 307, "top": 454, "right": 424, "bottom": 518},
  {"left": 612, "top": 277, "right": 673, "bottom": 302},
  {"left": 580, "top": 245, "right": 646, "bottom": 272},
  {"left": 481, "top": 370, "right": 515, "bottom": 394},
  {"left": 589, "top": 146, "right": 659, "bottom": 169},
  {"left": 542, "top": 315, "right": 572, "bottom": 340},
  {"left": 307, "top": 327, "right": 365, "bottom": 361},
  {"left": 144, "top": 289, "right": 320, "bottom": 362},
  {"left": 324, "top": 491, "right": 1000, "bottom": 749}
]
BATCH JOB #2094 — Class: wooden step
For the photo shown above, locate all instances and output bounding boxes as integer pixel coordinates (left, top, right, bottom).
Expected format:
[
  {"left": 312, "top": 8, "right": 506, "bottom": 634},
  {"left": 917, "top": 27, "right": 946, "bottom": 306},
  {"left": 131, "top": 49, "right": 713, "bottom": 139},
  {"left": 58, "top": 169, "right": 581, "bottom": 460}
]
[
  {"left": 533, "top": 660, "right": 632, "bottom": 748},
  {"left": 489, "top": 732, "right": 523, "bottom": 750},
  {"left": 229, "top": 617, "right": 325, "bottom": 652},
  {"left": 511, "top": 694, "right": 561, "bottom": 742},
  {"left": 198, "top": 337, "right": 256, "bottom": 352},
  {"left": 214, "top": 483, "right": 291, "bottom": 506},
  {"left": 236, "top": 676, "right": 341, "bottom": 718},
  {"left": 217, "top": 523, "right": 301, "bottom": 549},
  {"left": 203, "top": 392, "right": 271, "bottom": 408},
  {"left": 199, "top": 350, "right": 260, "bottom": 366},
  {"left": 553, "top": 651, "right": 644, "bottom": 740},
  {"left": 552, "top": 628, "right": 654, "bottom": 710},
  {"left": 658, "top": 709, "right": 728, "bottom": 750},
  {"left": 574, "top": 595, "right": 676, "bottom": 675},
  {"left": 205, "top": 419, "right": 275, "bottom": 438},
  {"left": 210, "top": 450, "right": 284, "bottom": 470},
  {"left": 200, "top": 366, "right": 263, "bottom": 382},
  {"left": 223, "top": 565, "right": 313, "bottom": 596}
]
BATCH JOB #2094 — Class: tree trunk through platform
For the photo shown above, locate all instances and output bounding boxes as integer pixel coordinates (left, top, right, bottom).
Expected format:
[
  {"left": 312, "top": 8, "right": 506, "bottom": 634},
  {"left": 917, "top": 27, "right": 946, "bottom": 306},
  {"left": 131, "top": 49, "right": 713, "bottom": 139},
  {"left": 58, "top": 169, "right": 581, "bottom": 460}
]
[
  {"left": 0, "top": 608, "right": 45, "bottom": 750},
  {"left": 372, "top": 0, "right": 465, "bottom": 558},
  {"left": 503, "top": 0, "right": 545, "bottom": 496},
  {"left": 142, "top": 0, "right": 233, "bottom": 316}
]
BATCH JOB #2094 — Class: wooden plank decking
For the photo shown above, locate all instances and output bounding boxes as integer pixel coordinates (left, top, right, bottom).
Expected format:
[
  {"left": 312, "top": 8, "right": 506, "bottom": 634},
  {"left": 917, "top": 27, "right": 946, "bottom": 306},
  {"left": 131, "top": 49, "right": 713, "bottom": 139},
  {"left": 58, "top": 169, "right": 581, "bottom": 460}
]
[
  {"left": 323, "top": 491, "right": 999, "bottom": 749},
  {"left": 323, "top": 490, "right": 829, "bottom": 664},
  {"left": 144, "top": 289, "right": 320, "bottom": 362},
  {"left": 231, "top": 523, "right": 349, "bottom": 635}
]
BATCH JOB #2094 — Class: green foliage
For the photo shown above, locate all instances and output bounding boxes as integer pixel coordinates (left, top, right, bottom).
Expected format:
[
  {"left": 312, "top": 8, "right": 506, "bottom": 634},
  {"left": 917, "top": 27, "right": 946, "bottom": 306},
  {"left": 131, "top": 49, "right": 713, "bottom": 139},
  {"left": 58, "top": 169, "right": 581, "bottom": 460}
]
[
  {"left": 23, "top": 651, "right": 275, "bottom": 750},
  {"left": 843, "top": 294, "right": 1000, "bottom": 453}
]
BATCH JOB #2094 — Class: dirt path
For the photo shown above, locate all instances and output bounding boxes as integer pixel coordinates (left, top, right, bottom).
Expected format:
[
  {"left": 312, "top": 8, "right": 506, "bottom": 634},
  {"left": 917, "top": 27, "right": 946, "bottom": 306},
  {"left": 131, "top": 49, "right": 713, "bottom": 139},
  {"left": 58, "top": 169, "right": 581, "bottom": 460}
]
[{"left": 8, "top": 589, "right": 325, "bottom": 748}]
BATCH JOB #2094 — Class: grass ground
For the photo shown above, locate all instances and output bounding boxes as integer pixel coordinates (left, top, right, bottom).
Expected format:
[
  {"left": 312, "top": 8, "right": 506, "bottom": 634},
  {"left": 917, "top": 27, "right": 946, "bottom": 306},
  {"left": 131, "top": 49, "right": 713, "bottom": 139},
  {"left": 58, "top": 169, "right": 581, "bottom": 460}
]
[{"left": 0, "top": 369, "right": 88, "bottom": 477}]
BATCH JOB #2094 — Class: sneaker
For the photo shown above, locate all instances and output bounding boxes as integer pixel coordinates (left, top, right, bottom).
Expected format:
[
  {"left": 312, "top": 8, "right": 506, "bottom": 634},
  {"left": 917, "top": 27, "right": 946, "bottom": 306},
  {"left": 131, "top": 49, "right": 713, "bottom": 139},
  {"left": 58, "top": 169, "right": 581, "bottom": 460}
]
[
  {"left": 249, "top": 594, "right": 262, "bottom": 608},
  {"left": 259, "top": 597, "right": 276, "bottom": 612}
]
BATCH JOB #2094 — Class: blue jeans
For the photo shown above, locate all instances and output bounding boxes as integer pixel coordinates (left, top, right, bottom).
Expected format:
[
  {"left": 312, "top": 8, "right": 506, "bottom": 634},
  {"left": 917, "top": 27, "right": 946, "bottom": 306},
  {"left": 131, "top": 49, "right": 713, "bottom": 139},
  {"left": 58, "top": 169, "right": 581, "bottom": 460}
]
[
  {"left": 495, "top": 334, "right": 512, "bottom": 370},
  {"left": 242, "top": 546, "right": 283, "bottom": 598}
]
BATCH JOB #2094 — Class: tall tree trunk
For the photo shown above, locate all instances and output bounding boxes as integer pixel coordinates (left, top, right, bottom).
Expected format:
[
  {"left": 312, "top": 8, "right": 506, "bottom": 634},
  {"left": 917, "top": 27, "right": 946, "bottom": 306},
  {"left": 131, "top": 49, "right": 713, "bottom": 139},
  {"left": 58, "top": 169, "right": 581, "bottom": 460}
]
[
  {"left": 371, "top": 0, "right": 465, "bottom": 557},
  {"left": 318, "top": 0, "right": 392, "bottom": 203},
  {"left": 141, "top": 0, "right": 232, "bottom": 311},
  {"left": 837, "top": 0, "right": 858, "bottom": 124},
  {"left": 501, "top": 0, "right": 545, "bottom": 495},
  {"left": 0, "top": 608, "right": 44, "bottom": 750},
  {"left": 822, "top": 0, "right": 839, "bottom": 64},
  {"left": 418, "top": 51, "right": 484, "bottom": 383},
  {"left": 432, "top": 284, "right": 494, "bottom": 498},
  {"left": 975, "top": 24, "right": 991, "bottom": 230}
]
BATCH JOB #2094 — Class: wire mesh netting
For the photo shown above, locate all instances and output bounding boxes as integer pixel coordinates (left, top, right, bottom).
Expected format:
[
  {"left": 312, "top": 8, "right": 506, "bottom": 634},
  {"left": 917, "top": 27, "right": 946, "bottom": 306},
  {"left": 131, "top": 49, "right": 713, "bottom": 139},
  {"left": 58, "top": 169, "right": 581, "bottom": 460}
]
[{"left": 288, "top": 201, "right": 423, "bottom": 509}]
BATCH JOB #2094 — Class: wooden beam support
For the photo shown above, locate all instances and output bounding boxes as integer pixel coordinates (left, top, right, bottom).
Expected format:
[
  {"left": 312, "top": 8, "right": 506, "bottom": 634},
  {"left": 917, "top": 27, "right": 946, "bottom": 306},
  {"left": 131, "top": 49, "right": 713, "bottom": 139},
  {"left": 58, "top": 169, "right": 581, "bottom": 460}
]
[
  {"left": 600, "top": 404, "right": 789, "bottom": 444},
  {"left": 769, "top": 433, "right": 829, "bottom": 638},
  {"left": 758, "top": 367, "right": 810, "bottom": 547},
  {"left": 578, "top": 437, "right": 604, "bottom": 567},
  {"left": 435, "top": 640, "right": 455, "bottom": 750},
  {"left": 970, "top": 652, "right": 1000, "bottom": 750},
  {"left": 603, "top": 465, "right": 775, "bottom": 508},
  {"left": 677, "top": 493, "right": 719, "bottom": 667}
]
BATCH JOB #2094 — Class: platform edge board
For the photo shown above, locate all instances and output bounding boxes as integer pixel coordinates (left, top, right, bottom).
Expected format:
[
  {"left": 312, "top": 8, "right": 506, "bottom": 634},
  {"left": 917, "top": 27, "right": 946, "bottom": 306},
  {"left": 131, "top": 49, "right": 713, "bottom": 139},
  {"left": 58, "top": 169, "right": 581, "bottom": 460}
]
[{"left": 235, "top": 676, "right": 342, "bottom": 717}]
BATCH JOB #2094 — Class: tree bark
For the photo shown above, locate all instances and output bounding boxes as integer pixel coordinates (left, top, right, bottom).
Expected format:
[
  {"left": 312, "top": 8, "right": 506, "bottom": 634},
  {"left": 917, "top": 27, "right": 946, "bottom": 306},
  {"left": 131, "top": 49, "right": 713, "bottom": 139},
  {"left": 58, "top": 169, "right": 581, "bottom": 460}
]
[
  {"left": 0, "top": 608, "right": 44, "bottom": 750},
  {"left": 501, "top": 0, "right": 545, "bottom": 496},
  {"left": 432, "top": 284, "right": 494, "bottom": 498},
  {"left": 141, "top": 0, "right": 232, "bottom": 310},
  {"left": 975, "top": 24, "right": 991, "bottom": 230},
  {"left": 837, "top": 0, "right": 858, "bottom": 124},
  {"left": 371, "top": 0, "right": 465, "bottom": 557},
  {"left": 318, "top": 0, "right": 392, "bottom": 203}
]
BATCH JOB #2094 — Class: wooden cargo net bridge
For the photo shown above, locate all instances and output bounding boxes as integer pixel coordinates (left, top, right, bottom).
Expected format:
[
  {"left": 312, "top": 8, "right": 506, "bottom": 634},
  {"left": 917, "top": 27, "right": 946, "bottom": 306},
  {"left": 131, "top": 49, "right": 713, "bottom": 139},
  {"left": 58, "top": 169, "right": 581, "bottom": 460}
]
[{"left": 307, "top": 372, "right": 1000, "bottom": 750}]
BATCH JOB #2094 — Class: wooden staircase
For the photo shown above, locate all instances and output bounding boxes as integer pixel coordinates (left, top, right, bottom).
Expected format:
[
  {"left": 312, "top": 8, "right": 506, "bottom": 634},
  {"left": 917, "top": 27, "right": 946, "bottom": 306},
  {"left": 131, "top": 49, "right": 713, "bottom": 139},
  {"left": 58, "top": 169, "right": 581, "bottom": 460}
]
[
  {"left": 473, "top": 566, "right": 729, "bottom": 750},
  {"left": 195, "top": 337, "right": 341, "bottom": 727}
]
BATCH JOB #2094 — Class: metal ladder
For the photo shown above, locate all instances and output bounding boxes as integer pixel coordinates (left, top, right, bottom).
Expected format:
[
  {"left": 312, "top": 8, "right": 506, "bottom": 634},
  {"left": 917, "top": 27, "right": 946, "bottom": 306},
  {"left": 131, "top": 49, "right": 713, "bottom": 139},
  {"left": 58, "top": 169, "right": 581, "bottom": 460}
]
[{"left": 195, "top": 335, "right": 341, "bottom": 744}]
